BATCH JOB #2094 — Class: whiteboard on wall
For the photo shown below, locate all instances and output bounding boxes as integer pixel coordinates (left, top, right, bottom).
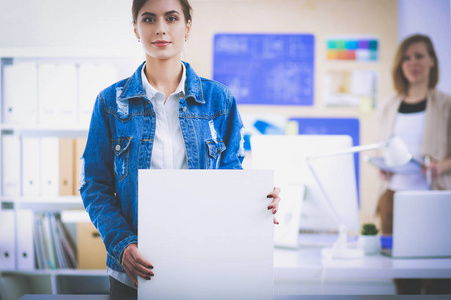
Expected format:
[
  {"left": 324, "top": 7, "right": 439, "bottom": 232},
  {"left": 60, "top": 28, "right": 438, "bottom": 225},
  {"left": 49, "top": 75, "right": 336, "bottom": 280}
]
[
  {"left": 213, "top": 34, "right": 315, "bottom": 106},
  {"left": 137, "top": 169, "right": 274, "bottom": 299}
]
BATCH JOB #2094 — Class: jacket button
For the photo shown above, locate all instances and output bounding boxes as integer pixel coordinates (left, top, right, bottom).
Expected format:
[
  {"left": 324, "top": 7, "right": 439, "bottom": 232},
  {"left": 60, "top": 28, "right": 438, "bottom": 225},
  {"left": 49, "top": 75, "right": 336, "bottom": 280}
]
[
  {"left": 181, "top": 107, "right": 187, "bottom": 112},
  {"left": 115, "top": 145, "right": 121, "bottom": 151}
]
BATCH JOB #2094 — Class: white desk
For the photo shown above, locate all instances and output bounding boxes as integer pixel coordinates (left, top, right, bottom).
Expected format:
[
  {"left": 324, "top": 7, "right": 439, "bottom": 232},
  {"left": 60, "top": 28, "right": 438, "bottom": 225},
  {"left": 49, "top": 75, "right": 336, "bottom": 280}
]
[
  {"left": 4, "top": 246, "right": 451, "bottom": 296},
  {"left": 274, "top": 246, "right": 451, "bottom": 295}
]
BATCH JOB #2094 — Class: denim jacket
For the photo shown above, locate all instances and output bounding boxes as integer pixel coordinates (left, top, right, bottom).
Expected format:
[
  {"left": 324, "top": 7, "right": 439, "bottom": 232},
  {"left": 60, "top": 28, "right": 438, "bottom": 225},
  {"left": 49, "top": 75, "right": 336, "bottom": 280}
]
[{"left": 80, "top": 61, "right": 245, "bottom": 272}]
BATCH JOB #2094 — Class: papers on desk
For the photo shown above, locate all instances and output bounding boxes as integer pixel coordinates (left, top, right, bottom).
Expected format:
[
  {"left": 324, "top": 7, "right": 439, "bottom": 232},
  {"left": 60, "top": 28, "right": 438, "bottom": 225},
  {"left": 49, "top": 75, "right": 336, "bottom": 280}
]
[{"left": 365, "top": 156, "right": 423, "bottom": 173}]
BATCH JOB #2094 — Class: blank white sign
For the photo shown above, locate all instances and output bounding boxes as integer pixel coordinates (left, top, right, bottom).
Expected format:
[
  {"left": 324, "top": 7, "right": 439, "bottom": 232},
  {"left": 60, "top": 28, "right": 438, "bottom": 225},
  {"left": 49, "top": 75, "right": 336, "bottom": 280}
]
[{"left": 138, "top": 169, "right": 274, "bottom": 299}]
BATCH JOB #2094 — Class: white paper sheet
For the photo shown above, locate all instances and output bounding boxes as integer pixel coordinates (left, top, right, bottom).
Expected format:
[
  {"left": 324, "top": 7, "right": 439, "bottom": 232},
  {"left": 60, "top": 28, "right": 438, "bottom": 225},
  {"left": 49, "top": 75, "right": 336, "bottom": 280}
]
[
  {"left": 138, "top": 169, "right": 274, "bottom": 299},
  {"left": 365, "top": 156, "right": 423, "bottom": 173}
]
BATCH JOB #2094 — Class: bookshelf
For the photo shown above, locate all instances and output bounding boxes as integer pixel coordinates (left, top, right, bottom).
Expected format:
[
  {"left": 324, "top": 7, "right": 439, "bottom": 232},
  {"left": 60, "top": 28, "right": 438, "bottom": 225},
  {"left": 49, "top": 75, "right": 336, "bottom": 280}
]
[
  {"left": 0, "top": 269, "right": 109, "bottom": 294},
  {"left": 0, "top": 48, "right": 138, "bottom": 295}
]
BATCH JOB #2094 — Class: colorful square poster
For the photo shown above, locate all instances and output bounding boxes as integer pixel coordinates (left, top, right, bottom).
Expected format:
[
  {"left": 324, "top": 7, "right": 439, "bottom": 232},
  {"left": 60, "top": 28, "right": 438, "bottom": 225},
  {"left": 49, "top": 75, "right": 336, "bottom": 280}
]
[{"left": 327, "top": 37, "right": 378, "bottom": 61}]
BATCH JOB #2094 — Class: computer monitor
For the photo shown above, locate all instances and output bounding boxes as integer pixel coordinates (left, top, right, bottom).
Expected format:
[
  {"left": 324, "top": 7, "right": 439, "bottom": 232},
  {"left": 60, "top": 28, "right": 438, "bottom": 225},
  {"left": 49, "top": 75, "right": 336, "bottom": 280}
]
[{"left": 250, "top": 135, "right": 360, "bottom": 233}]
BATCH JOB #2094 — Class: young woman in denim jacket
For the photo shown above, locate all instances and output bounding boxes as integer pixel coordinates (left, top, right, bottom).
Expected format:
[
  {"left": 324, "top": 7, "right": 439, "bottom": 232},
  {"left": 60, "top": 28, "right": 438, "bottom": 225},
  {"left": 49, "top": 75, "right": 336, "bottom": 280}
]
[{"left": 80, "top": 0, "right": 280, "bottom": 296}]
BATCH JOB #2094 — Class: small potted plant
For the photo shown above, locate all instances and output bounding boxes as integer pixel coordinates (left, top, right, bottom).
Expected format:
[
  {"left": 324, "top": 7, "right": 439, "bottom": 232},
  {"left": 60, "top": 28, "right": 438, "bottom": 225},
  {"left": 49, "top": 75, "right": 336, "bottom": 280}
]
[{"left": 357, "top": 223, "right": 381, "bottom": 255}]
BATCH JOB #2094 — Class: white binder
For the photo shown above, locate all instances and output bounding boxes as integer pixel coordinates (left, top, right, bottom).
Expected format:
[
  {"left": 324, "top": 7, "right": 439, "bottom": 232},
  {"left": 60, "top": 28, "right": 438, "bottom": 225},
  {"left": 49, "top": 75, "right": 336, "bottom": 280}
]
[
  {"left": 38, "top": 63, "right": 77, "bottom": 125},
  {"left": 16, "top": 210, "right": 35, "bottom": 270},
  {"left": 37, "top": 63, "right": 57, "bottom": 124},
  {"left": 1, "top": 134, "right": 21, "bottom": 196},
  {"left": 40, "top": 137, "right": 60, "bottom": 197},
  {"left": 22, "top": 137, "right": 41, "bottom": 196},
  {"left": 56, "top": 64, "right": 78, "bottom": 124},
  {"left": 3, "top": 62, "right": 38, "bottom": 124},
  {"left": 0, "top": 210, "right": 16, "bottom": 270}
]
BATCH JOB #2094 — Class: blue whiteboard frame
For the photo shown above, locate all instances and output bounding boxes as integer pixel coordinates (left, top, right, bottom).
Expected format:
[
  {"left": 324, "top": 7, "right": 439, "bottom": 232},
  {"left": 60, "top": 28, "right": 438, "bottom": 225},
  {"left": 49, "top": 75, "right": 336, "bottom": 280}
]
[
  {"left": 213, "top": 34, "right": 314, "bottom": 106},
  {"left": 290, "top": 117, "right": 360, "bottom": 204}
]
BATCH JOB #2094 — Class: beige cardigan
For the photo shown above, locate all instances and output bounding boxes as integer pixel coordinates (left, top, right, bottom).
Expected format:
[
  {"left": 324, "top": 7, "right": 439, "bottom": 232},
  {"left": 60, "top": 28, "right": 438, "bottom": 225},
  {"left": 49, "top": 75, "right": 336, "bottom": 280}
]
[{"left": 377, "top": 89, "right": 451, "bottom": 191}]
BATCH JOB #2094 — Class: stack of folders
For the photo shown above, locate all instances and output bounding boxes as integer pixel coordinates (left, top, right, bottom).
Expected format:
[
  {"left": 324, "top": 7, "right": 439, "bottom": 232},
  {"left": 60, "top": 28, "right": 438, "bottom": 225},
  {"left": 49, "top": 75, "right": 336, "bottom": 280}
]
[
  {"left": 2, "top": 61, "right": 118, "bottom": 127},
  {"left": 34, "top": 212, "right": 77, "bottom": 269},
  {"left": 1, "top": 136, "right": 87, "bottom": 197}
]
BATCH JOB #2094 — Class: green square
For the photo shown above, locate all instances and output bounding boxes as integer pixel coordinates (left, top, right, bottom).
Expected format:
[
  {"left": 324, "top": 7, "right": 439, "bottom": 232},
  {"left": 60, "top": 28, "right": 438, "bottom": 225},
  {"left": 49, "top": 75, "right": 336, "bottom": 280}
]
[
  {"left": 336, "top": 40, "right": 346, "bottom": 49},
  {"left": 369, "top": 40, "right": 378, "bottom": 50},
  {"left": 370, "top": 50, "right": 378, "bottom": 60},
  {"left": 327, "top": 40, "right": 337, "bottom": 49}
]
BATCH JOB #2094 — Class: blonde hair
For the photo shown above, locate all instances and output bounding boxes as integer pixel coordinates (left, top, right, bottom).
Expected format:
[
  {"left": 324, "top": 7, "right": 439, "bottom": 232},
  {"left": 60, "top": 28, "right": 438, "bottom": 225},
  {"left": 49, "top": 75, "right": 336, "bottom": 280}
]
[{"left": 392, "top": 34, "right": 439, "bottom": 95}]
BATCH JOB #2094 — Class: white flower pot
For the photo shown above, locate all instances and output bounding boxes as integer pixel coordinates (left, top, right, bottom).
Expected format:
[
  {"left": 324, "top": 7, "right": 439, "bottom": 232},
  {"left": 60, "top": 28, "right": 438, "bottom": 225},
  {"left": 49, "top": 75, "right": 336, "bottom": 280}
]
[{"left": 358, "top": 235, "right": 381, "bottom": 255}]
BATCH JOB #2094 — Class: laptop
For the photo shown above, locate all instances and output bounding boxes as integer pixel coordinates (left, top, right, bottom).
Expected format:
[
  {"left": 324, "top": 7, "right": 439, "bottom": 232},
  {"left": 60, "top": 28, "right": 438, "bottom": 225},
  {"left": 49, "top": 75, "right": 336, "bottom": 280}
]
[{"left": 382, "top": 190, "right": 451, "bottom": 258}]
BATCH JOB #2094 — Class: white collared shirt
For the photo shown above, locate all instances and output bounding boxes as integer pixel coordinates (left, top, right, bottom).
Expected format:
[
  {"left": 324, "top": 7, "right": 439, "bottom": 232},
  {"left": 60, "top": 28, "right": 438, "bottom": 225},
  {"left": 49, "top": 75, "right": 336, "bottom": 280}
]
[{"left": 141, "top": 63, "right": 188, "bottom": 169}]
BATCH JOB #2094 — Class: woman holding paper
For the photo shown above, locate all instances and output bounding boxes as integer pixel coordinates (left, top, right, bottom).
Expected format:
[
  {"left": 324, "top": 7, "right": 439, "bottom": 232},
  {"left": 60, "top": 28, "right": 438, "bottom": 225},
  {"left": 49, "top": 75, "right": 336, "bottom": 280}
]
[
  {"left": 376, "top": 34, "right": 451, "bottom": 294},
  {"left": 79, "top": 0, "right": 280, "bottom": 297},
  {"left": 376, "top": 34, "right": 451, "bottom": 234}
]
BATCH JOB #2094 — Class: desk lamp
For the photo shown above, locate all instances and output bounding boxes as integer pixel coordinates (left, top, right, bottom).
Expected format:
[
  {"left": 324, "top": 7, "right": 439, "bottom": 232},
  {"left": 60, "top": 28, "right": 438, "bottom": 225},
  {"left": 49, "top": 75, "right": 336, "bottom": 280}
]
[{"left": 306, "top": 136, "right": 411, "bottom": 259}]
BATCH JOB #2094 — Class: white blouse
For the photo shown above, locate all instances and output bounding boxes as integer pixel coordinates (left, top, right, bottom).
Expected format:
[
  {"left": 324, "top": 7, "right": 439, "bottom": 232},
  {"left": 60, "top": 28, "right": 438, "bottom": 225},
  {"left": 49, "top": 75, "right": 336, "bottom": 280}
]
[
  {"left": 389, "top": 111, "right": 429, "bottom": 191},
  {"left": 141, "top": 63, "right": 188, "bottom": 169}
]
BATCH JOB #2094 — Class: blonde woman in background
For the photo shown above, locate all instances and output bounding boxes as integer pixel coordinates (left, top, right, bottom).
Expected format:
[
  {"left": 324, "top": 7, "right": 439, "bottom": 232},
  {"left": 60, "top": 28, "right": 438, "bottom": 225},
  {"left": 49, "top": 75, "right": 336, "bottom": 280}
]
[{"left": 376, "top": 34, "right": 451, "bottom": 294}]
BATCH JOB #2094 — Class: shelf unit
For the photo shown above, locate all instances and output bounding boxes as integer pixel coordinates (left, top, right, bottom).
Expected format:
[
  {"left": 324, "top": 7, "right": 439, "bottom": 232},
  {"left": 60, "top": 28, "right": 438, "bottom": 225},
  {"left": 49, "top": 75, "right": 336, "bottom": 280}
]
[
  {"left": 1, "top": 269, "right": 109, "bottom": 295},
  {"left": 2, "top": 196, "right": 83, "bottom": 206},
  {"left": 0, "top": 48, "right": 137, "bottom": 296}
]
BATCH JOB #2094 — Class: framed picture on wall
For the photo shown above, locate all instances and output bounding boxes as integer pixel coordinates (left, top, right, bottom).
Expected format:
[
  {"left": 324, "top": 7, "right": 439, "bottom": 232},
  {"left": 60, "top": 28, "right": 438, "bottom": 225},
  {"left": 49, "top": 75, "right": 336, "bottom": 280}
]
[{"left": 324, "top": 69, "right": 378, "bottom": 109}]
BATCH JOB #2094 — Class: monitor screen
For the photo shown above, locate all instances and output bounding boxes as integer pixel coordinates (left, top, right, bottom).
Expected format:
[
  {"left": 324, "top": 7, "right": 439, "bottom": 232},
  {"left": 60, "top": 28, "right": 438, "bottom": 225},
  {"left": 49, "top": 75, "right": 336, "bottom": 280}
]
[{"left": 250, "top": 135, "right": 360, "bottom": 233}]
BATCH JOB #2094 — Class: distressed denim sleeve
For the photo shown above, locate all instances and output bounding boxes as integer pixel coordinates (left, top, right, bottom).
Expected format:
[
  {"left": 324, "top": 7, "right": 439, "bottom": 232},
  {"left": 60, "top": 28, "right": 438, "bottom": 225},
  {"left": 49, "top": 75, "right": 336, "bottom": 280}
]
[
  {"left": 79, "top": 93, "right": 137, "bottom": 266},
  {"left": 219, "top": 89, "right": 245, "bottom": 169}
]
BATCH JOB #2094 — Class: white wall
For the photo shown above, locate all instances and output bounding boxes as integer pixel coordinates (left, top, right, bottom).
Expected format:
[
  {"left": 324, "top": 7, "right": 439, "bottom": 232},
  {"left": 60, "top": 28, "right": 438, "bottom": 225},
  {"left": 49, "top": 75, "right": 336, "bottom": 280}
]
[
  {"left": 398, "top": 0, "right": 451, "bottom": 95},
  {"left": 0, "top": 0, "right": 136, "bottom": 49}
]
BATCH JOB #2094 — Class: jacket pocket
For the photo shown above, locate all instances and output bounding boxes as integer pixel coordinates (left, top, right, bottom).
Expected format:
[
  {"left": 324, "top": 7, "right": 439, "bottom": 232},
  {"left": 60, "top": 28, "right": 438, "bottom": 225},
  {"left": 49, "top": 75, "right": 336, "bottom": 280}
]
[
  {"left": 206, "top": 139, "right": 226, "bottom": 169},
  {"left": 112, "top": 136, "right": 133, "bottom": 181}
]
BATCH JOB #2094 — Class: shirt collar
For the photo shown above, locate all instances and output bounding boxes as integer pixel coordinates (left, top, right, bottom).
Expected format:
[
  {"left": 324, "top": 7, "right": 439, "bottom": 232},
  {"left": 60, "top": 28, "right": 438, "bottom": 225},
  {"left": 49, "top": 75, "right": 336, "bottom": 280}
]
[{"left": 141, "top": 62, "right": 186, "bottom": 101}]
